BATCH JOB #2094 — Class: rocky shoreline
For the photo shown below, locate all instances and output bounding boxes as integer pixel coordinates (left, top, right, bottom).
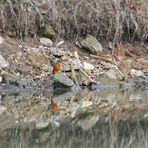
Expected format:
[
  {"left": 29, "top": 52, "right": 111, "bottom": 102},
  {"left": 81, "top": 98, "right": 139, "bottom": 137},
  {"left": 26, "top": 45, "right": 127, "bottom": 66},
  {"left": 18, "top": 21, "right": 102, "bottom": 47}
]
[{"left": 0, "top": 33, "right": 148, "bottom": 130}]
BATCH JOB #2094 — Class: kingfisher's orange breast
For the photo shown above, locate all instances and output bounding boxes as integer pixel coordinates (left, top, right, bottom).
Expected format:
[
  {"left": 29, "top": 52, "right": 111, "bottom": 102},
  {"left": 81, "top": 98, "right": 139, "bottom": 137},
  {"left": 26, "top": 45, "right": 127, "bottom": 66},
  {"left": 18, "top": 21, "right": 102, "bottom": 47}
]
[
  {"left": 53, "top": 103, "right": 59, "bottom": 113},
  {"left": 52, "top": 63, "right": 61, "bottom": 74}
]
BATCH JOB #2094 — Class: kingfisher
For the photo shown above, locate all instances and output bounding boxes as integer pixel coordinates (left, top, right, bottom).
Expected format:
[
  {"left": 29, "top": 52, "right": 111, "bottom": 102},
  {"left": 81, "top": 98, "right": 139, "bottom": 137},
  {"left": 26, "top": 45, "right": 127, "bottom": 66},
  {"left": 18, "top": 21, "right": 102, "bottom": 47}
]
[
  {"left": 48, "top": 100, "right": 59, "bottom": 113},
  {"left": 52, "top": 61, "right": 61, "bottom": 74}
]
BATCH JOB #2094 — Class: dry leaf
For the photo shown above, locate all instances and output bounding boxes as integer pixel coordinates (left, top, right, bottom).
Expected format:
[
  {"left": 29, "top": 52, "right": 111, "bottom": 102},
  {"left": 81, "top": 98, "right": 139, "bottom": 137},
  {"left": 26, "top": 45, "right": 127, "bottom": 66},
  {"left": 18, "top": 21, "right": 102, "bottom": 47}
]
[{"left": 137, "top": 58, "right": 148, "bottom": 66}]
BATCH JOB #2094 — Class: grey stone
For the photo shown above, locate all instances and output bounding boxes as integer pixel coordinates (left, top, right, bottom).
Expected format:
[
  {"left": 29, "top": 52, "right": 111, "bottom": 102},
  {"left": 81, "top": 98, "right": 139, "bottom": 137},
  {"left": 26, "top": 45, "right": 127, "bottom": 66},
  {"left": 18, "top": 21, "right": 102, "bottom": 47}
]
[
  {"left": 0, "top": 36, "right": 4, "bottom": 44},
  {"left": 0, "top": 54, "right": 9, "bottom": 68},
  {"left": 62, "top": 59, "right": 82, "bottom": 72},
  {"left": 0, "top": 105, "right": 6, "bottom": 115},
  {"left": 51, "top": 48, "right": 66, "bottom": 57},
  {"left": 40, "top": 37, "right": 53, "bottom": 47},
  {"left": 70, "top": 103, "right": 80, "bottom": 118},
  {"left": 0, "top": 76, "right": 2, "bottom": 83},
  {"left": 36, "top": 119, "right": 50, "bottom": 129},
  {"left": 29, "top": 47, "right": 41, "bottom": 53},
  {"left": 76, "top": 114, "right": 99, "bottom": 131},
  {"left": 80, "top": 34, "right": 103, "bottom": 54},
  {"left": 0, "top": 70, "right": 29, "bottom": 87},
  {"left": 53, "top": 91, "right": 75, "bottom": 104},
  {"left": 105, "top": 69, "right": 118, "bottom": 79},
  {"left": 53, "top": 73, "right": 74, "bottom": 87},
  {"left": 16, "top": 66, "right": 32, "bottom": 74},
  {"left": 130, "top": 69, "right": 144, "bottom": 77}
]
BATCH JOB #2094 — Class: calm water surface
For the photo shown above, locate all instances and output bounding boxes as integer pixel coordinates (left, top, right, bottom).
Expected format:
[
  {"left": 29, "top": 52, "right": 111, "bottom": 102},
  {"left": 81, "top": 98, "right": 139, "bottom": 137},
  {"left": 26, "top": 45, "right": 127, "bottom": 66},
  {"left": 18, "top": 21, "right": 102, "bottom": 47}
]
[{"left": 0, "top": 87, "right": 148, "bottom": 148}]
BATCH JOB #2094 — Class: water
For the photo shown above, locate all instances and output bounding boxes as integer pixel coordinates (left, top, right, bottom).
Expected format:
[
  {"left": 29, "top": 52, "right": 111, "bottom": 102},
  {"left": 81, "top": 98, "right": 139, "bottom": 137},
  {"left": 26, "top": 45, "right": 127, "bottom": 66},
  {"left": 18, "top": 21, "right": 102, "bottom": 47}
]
[
  {"left": 0, "top": 87, "right": 148, "bottom": 148},
  {"left": 0, "top": 118, "right": 147, "bottom": 148}
]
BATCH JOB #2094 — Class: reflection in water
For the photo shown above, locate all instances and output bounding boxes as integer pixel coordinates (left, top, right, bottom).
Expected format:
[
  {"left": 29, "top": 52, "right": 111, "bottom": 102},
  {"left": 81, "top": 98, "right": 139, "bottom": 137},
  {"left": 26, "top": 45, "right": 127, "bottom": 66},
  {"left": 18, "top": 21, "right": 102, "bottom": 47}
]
[
  {"left": 0, "top": 87, "right": 148, "bottom": 148},
  {"left": 0, "top": 119, "right": 147, "bottom": 148}
]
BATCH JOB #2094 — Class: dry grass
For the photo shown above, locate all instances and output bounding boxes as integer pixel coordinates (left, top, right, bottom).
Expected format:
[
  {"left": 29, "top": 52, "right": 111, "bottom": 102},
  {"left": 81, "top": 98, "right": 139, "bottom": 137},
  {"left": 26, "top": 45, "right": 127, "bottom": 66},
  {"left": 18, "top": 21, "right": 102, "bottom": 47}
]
[{"left": 0, "top": 0, "right": 148, "bottom": 42}]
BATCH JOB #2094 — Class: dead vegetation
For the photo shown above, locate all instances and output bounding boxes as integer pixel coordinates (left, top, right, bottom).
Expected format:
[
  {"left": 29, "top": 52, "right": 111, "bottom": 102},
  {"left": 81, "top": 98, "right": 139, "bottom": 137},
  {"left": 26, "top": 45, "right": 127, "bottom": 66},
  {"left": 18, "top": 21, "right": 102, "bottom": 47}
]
[{"left": 0, "top": 0, "right": 148, "bottom": 42}]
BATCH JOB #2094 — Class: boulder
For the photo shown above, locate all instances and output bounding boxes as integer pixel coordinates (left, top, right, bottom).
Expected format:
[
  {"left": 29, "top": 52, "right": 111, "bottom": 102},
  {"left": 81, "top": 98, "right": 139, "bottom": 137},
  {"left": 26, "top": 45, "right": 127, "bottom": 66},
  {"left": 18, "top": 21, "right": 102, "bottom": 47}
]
[
  {"left": 40, "top": 37, "right": 53, "bottom": 47},
  {"left": 80, "top": 34, "right": 103, "bottom": 54},
  {"left": 53, "top": 73, "right": 74, "bottom": 87}
]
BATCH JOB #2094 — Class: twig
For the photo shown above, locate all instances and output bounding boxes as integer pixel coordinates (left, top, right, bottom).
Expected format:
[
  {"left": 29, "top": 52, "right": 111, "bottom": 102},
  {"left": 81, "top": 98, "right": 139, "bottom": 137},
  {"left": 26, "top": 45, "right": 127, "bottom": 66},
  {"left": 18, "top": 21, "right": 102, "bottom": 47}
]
[
  {"left": 90, "top": 54, "right": 113, "bottom": 63},
  {"left": 79, "top": 69, "right": 94, "bottom": 82}
]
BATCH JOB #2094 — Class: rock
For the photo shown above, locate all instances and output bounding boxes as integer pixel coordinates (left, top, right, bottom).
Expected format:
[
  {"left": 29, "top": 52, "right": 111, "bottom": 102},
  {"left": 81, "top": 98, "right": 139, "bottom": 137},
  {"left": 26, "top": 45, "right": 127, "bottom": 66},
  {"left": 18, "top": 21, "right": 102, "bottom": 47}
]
[
  {"left": 0, "top": 105, "right": 6, "bottom": 115},
  {"left": 36, "top": 119, "right": 50, "bottom": 129},
  {"left": 108, "top": 41, "right": 113, "bottom": 50},
  {"left": 53, "top": 73, "right": 74, "bottom": 87},
  {"left": 53, "top": 91, "right": 75, "bottom": 105},
  {"left": 51, "top": 48, "right": 66, "bottom": 57},
  {"left": 38, "top": 132, "right": 50, "bottom": 143},
  {"left": 40, "top": 24, "right": 55, "bottom": 39},
  {"left": 29, "top": 47, "right": 41, "bottom": 53},
  {"left": 73, "top": 51, "right": 79, "bottom": 59},
  {"left": 78, "top": 72, "right": 91, "bottom": 86},
  {"left": 143, "top": 113, "right": 148, "bottom": 119},
  {"left": 80, "top": 34, "right": 103, "bottom": 54},
  {"left": 0, "top": 70, "right": 29, "bottom": 87},
  {"left": 81, "top": 101, "right": 93, "bottom": 108},
  {"left": 130, "top": 69, "right": 144, "bottom": 77},
  {"left": 76, "top": 114, "right": 99, "bottom": 131},
  {"left": 71, "top": 103, "right": 80, "bottom": 118},
  {"left": 50, "top": 86, "right": 79, "bottom": 107},
  {"left": 99, "top": 75, "right": 121, "bottom": 88},
  {"left": 62, "top": 59, "right": 82, "bottom": 72},
  {"left": 0, "top": 76, "right": 2, "bottom": 83},
  {"left": 0, "top": 54, "right": 9, "bottom": 68},
  {"left": 87, "top": 82, "right": 100, "bottom": 90},
  {"left": 105, "top": 69, "right": 118, "bottom": 79},
  {"left": 61, "top": 55, "right": 70, "bottom": 61},
  {"left": 0, "top": 36, "right": 4, "bottom": 44},
  {"left": 78, "top": 69, "right": 92, "bottom": 85},
  {"left": 125, "top": 77, "right": 148, "bottom": 88},
  {"left": 40, "top": 37, "right": 53, "bottom": 47},
  {"left": 83, "top": 62, "right": 94, "bottom": 70}
]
